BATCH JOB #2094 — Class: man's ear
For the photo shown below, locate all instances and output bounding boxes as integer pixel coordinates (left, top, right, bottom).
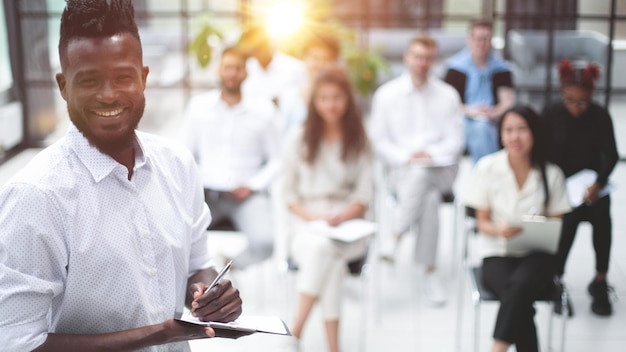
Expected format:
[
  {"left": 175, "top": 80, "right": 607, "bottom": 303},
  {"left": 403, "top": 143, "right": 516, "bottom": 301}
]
[
  {"left": 142, "top": 66, "right": 150, "bottom": 88},
  {"left": 55, "top": 73, "right": 68, "bottom": 101}
]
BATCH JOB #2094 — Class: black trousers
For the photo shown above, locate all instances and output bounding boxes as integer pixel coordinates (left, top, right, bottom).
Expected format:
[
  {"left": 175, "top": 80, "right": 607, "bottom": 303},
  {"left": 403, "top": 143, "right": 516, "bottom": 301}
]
[
  {"left": 556, "top": 196, "right": 612, "bottom": 276},
  {"left": 482, "top": 253, "right": 556, "bottom": 352}
]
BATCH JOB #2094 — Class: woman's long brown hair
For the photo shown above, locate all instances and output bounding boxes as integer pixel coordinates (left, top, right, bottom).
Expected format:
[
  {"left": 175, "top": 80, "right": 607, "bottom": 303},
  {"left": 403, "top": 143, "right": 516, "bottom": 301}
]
[{"left": 303, "top": 66, "right": 370, "bottom": 164}]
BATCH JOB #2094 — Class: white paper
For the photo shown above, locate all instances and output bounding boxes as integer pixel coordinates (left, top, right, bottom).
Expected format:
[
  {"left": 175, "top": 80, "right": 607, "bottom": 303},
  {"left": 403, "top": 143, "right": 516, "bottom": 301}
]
[
  {"left": 308, "top": 219, "right": 377, "bottom": 243},
  {"left": 566, "top": 169, "right": 613, "bottom": 207},
  {"left": 505, "top": 216, "right": 563, "bottom": 254},
  {"left": 177, "top": 311, "right": 290, "bottom": 335}
]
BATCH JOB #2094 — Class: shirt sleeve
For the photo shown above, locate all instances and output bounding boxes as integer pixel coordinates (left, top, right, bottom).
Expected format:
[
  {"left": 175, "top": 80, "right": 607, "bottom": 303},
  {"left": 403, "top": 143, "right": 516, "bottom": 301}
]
[
  {"left": 346, "top": 150, "right": 374, "bottom": 206},
  {"left": 180, "top": 96, "right": 203, "bottom": 162},
  {"left": 493, "top": 70, "right": 514, "bottom": 89},
  {"left": 247, "top": 105, "right": 282, "bottom": 191},
  {"left": 443, "top": 68, "right": 466, "bottom": 103},
  {"left": 595, "top": 108, "right": 619, "bottom": 187},
  {"left": 546, "top": 164, "right": 573, "bottom": 216},
  {"left": 368, "top": 88, "right": 412, "bottom": 166},
  {"left": 0, "top": 184, "right": 67, "bottom": 352},
  {"left": 281, "top": 130, "right": 303, "bottom": 205},
  {"left": 464, "top": 158, "right": 491, "bottom": 210},
  {"left": 187, "top": 159, "right": 214, "bottom": 275},
  {"left": 425, "top": 89, "right": 465, "bottom": 160}
]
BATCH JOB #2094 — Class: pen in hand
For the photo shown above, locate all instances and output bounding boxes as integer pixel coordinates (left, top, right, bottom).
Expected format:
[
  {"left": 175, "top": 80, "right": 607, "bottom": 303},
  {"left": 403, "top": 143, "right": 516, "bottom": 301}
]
[{"left": 203, "top": 260, "right": 233, "bottom": 295}]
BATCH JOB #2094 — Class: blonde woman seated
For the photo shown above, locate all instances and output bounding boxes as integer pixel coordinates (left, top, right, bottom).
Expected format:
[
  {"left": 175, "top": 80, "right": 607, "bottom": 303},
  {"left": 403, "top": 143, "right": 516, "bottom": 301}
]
[
  {"left": 464, "top": 105, "right": 571, "bottom": 352},
  {"left": 282, "top": 67, "right": 373, "bottom": 352}
]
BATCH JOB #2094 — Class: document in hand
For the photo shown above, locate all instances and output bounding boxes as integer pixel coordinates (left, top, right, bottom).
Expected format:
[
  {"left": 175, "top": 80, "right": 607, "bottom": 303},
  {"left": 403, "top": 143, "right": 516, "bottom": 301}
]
[
  {"left": 176, "top": 311, "right": 291, "bottom": 339},
  {"left": 566, "top": 169, "right": 613, "bottom": 207},
  {"left": 308, "top": 219, "right": 377, "bottom": 243},
  {"left": 505, "top": 216, "right": 562, "bottom": 254}
]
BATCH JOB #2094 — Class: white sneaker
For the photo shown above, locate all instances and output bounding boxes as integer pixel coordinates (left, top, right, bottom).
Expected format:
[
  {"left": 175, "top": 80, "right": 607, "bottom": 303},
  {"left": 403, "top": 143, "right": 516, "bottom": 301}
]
[
  {"left": 379, "top": 236, "right": 400, "bottom": 264},
  {"left": 423, "top": 271, "right": 447, "bottom": 307},
  {"left": 275, "top": 336, "right": 300, "bottom": 352}
]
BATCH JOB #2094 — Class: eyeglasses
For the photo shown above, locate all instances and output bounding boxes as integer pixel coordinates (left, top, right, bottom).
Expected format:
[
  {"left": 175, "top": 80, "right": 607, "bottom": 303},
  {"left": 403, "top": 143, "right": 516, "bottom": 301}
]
[{"left": 563, "top": 98, "right": 590, "bottom": 109}]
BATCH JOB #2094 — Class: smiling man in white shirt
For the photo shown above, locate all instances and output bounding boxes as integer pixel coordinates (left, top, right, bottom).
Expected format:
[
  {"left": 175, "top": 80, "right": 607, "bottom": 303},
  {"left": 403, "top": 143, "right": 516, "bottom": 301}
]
[
  {"left": 370, "top": 35, "right": 464, "bottom": 306},
  {"left": 0, "top": 1, "right": 242, "bottom": 351},
  {"left": 182, "top": 46, "right": 279, "bottom": 269}
]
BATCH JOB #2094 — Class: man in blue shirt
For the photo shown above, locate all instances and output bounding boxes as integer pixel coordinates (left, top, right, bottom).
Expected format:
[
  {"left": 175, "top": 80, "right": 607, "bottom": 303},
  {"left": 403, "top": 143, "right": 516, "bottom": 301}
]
[{"left": 445, "top": 19, "right": 516, "bottom": 163}]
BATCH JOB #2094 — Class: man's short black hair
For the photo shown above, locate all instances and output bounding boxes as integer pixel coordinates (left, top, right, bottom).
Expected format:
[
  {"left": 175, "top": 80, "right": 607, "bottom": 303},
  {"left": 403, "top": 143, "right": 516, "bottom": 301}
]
[{"left": 58, "top": 0, "right": 141, "bottom": 68}]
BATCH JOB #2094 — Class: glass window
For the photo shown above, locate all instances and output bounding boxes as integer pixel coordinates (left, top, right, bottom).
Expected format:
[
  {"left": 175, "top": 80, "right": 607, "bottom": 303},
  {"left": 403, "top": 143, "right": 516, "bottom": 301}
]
[{"left": 0, "top": 4, "right": 12, "bottom": 92}]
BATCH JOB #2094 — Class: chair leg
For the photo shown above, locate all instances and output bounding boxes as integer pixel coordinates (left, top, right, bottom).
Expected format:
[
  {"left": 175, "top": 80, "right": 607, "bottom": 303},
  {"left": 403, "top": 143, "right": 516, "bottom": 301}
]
[
  {"left": 547, "top": 304, "right": 554, "bottom": 351},
  {"left": 451, "top": 199, "right": 460, "bottom": 277},
  {"left": 560, "top": 290, "right": 568, "bottom": 352},
  {"left": 359, "top": 265, "right": 369, "bottom": 352},
  {"left": 455, "top": 271, "right": 465, "bottom": 350},
  {"left": 474, "top": 304, "right": 481, "bottom": 352}
]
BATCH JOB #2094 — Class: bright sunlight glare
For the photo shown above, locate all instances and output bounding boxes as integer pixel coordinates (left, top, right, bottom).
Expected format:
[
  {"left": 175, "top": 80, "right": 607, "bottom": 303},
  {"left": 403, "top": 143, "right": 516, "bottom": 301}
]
[{"left": 266, "top": 2, "right": 304, "bottom": 38}]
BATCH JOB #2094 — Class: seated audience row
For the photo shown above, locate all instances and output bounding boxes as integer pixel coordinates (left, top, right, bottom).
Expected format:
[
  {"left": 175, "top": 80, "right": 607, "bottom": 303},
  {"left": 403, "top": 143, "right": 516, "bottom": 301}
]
[{"left": 182, "top": 26, "right": 618, "bottom": 352}]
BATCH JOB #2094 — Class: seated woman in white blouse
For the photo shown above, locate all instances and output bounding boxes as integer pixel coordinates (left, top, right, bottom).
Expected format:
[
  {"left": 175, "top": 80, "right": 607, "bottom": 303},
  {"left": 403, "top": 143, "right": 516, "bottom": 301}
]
[
  {"left": 464, "top": 105, "right": 571, "bottom": 352},
  {"left": 281, "top": 66, "right": 373, "bottom": 352}
]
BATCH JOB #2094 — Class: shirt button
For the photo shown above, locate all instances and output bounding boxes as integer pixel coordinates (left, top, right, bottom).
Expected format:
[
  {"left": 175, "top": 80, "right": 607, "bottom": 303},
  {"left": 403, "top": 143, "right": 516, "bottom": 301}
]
[
  {"left": 147, "top": 268, "right": 157, "bottom": 276},
  {"left": 141, "top": 232, "right": 150, "bottom": 239}
]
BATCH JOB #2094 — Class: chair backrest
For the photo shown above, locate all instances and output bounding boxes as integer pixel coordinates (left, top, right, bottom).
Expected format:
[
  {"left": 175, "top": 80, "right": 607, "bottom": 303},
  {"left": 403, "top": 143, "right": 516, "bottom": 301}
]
[
  {"left": 461, "top": 206, "right": 478, "bottom": 263},
  {"left": 507, "top": 29, "right": 609, "bottom": 71},
  {"left": 208, "top": 217, "right": 237, "bottom": 231},
  {"left": 365, "top": 28, "right": 469, "bottom": 79}
]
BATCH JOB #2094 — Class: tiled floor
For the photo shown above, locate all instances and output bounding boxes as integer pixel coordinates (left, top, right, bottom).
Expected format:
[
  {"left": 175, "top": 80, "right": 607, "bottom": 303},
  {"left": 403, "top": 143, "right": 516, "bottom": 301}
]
[{"left": 1, "top": 100, "right": 624, "bottom": 352}]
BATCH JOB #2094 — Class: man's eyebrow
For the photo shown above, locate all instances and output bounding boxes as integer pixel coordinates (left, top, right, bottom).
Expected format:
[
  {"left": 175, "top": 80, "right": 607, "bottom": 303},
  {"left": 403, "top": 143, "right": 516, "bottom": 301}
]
[{"left": 73, "top": 69, "right": 99, "bottom": 79}]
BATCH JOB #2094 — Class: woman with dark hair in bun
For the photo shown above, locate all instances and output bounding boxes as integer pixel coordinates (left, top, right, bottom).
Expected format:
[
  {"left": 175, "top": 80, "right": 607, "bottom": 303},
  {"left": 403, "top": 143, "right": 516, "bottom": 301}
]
[{"left": 542, "top": 59, "right": 619, "bottom": 317}]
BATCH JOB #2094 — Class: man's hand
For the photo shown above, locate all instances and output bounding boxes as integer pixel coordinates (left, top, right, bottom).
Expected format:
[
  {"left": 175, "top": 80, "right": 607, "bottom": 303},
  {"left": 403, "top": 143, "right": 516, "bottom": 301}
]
[
  {"left": 161, "top": 319, "right": 215, "bottom": 343},
  {"left": 583, "top": 183, "right": 601, "bottom": 205},
  {"left": 496, "top": 224, "right": 523, "bottom": 239},
  {"left": 409, "top": 150, "right": 432, "bottom": 164},
  {"left": 324, "top": 214, "right": 345, "bottom": 227},
  {"left": 188, "top": 278, "right": 243, "bottom": 323},
  {"left": 230, "top": 187, "right": 253, "bottom": 201},
  {"left": 464, "top": 105, "right": 490, "bottom": 118},
  {"left": 33, "top": 319, "right": 216, "bottom": 351}
]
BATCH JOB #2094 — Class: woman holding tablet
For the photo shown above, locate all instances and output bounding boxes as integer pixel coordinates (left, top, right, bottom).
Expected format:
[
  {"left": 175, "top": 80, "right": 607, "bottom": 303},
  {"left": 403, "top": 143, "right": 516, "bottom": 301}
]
[{"left": 464, "top": 105, "right": 571, "bottom": 352}]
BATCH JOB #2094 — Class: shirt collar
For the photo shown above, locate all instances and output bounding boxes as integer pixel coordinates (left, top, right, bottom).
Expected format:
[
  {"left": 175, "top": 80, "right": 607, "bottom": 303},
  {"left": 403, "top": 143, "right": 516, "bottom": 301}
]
[
  {"left": 67, "top": 124, "right": 149, "bottom": 183},
  {"left": 214, "top": 90, "right": 250, "bottom": 113},
  {"left": 492, "top": 149, "right": 539, "bottom": 195},
  {"left": 399, "top": 73, "right": 433, "bottom": 94}
]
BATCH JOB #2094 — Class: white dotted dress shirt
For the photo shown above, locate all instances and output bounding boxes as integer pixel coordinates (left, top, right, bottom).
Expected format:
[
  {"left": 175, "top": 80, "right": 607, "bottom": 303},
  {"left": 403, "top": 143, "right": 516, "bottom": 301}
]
[{"left": 0, "top": 125, "right": 213, "bottom": 352}]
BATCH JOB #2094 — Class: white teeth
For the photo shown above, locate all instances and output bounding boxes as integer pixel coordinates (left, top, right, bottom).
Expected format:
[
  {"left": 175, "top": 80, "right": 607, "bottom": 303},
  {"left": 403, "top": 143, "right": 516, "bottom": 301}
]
[{"left": 95, "top": 109, "right": 123, "bottom": 117}]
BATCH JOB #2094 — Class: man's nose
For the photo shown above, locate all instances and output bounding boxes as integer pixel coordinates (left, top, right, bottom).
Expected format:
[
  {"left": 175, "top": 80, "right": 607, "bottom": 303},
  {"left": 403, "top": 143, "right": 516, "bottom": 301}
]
[{"left": 97, "top": 81, "right": 117, "bottom": 102}]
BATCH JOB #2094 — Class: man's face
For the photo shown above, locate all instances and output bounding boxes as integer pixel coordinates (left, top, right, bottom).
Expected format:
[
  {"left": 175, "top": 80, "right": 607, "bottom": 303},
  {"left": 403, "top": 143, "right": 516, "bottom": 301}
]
[
  {"left": 56, "top": 33, "right": 149, "bottom": 155},
  {"left": 303, "top": 46, "right": 337, "bottom": 79},
  {"left": 218, "top": 52, "right": 247, "bottom": 93},
  {"left": 468, "top": 26, "right": 492, "bottom": 60},
  {"left": 404, "top": 42, "right": 437, "bottom": 80}
]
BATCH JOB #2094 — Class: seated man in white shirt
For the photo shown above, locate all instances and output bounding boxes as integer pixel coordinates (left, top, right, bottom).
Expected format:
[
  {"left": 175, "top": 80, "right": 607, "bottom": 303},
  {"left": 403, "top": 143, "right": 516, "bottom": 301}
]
[
  {"left": 370, "top": 36, "right": 464, "bottom": 306},
  {"left": 183, "top": 46, "right": 279, "bottom": 269},
  {"left": 238, "top": 25, "right": 307, "bottom": 106}
]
